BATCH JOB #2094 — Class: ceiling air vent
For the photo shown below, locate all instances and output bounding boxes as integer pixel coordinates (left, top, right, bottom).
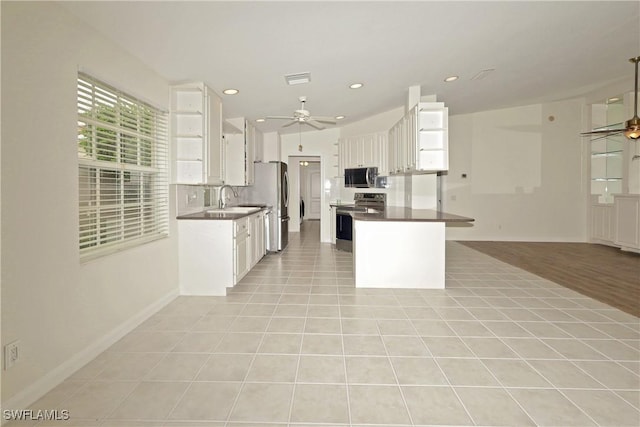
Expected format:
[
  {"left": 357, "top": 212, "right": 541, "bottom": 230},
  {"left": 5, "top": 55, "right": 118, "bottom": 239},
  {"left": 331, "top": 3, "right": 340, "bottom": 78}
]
[
  {"left": 471, "top": 69, "right": 495, "bottom": 81},
  {"left": 284, "top": 72, "right": 311, "bottom": 86}
]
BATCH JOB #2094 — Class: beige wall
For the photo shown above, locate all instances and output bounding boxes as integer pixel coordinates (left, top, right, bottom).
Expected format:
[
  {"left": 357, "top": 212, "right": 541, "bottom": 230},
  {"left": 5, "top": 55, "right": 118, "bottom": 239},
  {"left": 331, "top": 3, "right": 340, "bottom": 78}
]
[
  {"left": 444, "top": 99, "right": 588, "bottom": 241},
  {"left": 309, "top": 97, "right": 589, "bottom": 242},
  {"left": 1, "top": 2, "right": 178, "bottom": 409}
]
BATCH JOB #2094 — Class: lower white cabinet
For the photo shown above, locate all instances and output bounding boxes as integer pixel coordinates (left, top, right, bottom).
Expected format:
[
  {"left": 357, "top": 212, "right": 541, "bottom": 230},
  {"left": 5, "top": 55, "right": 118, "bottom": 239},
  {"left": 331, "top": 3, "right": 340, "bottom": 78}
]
[
  {"left": 234, "top": 217, "right": 250, "bottom": 282},
  {"left": 178, "top": 211, "right": 266, "bottom": 296},
  {"left": 614, "top": 194, "right": 640, "bottom": 253},
  {"left": 589, "top": 194, "right": 640, "bottom": 253},
  {"left": 590, "top": 203, "right": 616, "bottom": 245},
  {"left": 249, "top": 210, "right": 266, "bottom": 268}
]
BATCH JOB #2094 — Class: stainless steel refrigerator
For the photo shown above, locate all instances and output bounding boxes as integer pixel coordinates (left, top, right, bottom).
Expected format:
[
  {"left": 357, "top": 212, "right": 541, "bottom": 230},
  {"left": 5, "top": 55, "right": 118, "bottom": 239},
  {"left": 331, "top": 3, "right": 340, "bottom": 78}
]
[{"left": 241, "top": 162, "right": 289, "bottom": 251}]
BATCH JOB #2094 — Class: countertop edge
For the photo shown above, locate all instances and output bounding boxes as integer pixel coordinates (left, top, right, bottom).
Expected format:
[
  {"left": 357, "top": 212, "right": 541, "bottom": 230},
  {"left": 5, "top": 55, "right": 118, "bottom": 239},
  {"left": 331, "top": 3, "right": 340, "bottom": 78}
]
[
  {"left": 352, "top": 208, "right": 474, "bottom": 223},
  {"left": 176, "top": 206, "right": 270, "bottom": 221}
]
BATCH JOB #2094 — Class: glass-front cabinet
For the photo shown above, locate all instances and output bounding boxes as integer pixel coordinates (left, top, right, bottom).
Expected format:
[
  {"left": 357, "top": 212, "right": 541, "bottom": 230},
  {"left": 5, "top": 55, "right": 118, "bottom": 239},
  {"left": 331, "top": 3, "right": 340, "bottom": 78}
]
[
  {"left": 587, "top": 94, "right": 640, "bottom": 252},
  {"left": 590, "top": 134, "right": 623, "bottom": 203},
  {"left": 589, "top": 97, "right": 624, "bottom": 204}
]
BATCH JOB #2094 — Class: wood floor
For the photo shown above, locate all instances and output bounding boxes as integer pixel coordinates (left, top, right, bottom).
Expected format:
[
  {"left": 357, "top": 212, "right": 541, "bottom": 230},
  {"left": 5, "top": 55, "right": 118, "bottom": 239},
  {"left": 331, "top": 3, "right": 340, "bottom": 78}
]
[{"left": 459, "top": 241, "right": 640, "bottom": 318}]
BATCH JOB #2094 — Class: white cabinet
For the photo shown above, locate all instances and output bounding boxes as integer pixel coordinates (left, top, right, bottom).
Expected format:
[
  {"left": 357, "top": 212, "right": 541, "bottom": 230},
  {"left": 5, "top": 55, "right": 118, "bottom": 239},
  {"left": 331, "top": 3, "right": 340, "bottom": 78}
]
[
  {"left": 236, "top": 211, "right": 267, "bottom": 281},
  {"left": 589, "top": 194, "right": 640, "bottom": 253},
  {"left": 249, "top": 210, "right": 266, "bottom": 267},
  {"left": 337, "top": 131, "right": 388, "bottom": 176},
  {"left": 338, "top": 139, "right": 349, "bottom": 177},
  {"left": 225, "top": 117, "right": 260, "bottom": 186},
  {"left": 254, "top": 127, "right": 264, "bottom": 163},
  {"left": 417, "top": 103, "right": 448, "bottom": 172},
  {"left": 388, "top": 102, "right": 448, "bottom": 174},
  {"left": 178, "top": 210, "right": 267, "bottom": 296},
  {"left": 591, "top": 203, "right": 616, "bottom": 244},
  {"left": 614, "top": 194, "right": 640, "bottom": 253},
  {"left": 234, "top": 217, "right": 250, "bottom": 282},
  {"left": 375, "top": 132, "right": 390, "bottom": 176},
  {"left": 178, "top": 219, "right": 234, "bottom": 296},
  {"left": 171, "top": 82, "right": 224, "bottom": 185}
]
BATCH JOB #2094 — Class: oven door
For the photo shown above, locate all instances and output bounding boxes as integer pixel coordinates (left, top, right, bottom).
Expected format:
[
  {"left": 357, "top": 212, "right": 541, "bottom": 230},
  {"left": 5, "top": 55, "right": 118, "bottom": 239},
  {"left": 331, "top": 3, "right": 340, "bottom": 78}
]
[{"left": 335, "top": 210, "right": 353, "bottom": 251}]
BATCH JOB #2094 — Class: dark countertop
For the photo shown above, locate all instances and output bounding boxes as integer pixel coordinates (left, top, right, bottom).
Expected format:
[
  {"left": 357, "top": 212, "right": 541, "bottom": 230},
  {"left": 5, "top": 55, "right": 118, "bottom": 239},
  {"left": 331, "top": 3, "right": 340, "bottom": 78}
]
[
  {"left": 352, "top": 207, "right": 474, "bottom": 223},
  {"left": 177, "top": 205, "right": 270, "bottom": 221}
]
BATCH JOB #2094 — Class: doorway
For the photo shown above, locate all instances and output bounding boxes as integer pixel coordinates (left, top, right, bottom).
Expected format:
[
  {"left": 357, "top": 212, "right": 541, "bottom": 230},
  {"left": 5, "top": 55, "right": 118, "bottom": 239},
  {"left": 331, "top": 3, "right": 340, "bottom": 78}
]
[
  {"left": 300, "top": 161, "right": 321, "bottom": 221},
  {"left": 286, "top": 155, "right": 321, "bottom": 234}
]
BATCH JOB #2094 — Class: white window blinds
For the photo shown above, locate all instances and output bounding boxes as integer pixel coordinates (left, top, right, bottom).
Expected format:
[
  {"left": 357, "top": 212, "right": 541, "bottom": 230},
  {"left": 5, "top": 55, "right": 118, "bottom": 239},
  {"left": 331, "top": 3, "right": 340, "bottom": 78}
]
[{"left": 77, "top": 73, "right": 169, "bottom": 260}]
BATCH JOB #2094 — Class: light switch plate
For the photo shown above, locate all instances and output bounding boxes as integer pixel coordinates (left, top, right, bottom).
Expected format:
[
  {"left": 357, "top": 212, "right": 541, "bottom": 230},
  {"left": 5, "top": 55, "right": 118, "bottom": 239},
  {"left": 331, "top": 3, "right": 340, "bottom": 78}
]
[{"left": 4, "top": 340, "right": 20, "bottom": 370}]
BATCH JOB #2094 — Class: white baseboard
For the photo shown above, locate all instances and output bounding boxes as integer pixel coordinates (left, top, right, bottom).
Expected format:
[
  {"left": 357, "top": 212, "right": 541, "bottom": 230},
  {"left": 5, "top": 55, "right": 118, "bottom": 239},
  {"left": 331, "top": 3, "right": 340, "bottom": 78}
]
[{"left": 1, "top": 288, "right": 179, "bottom": 419}]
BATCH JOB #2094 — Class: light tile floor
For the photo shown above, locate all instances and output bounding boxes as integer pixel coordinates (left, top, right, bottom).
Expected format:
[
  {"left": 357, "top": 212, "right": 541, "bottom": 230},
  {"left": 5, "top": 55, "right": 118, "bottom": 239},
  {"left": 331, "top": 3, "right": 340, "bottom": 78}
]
[{"left": 9, "top": 221, "right": 640, "bottom": 426}]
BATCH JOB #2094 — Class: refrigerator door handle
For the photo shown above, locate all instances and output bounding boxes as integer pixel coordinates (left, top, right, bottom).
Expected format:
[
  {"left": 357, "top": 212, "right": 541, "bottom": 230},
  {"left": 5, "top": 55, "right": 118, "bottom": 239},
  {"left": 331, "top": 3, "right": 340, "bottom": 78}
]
[{"left": 283, "top": 170, "right": 289, "bottom": 208}]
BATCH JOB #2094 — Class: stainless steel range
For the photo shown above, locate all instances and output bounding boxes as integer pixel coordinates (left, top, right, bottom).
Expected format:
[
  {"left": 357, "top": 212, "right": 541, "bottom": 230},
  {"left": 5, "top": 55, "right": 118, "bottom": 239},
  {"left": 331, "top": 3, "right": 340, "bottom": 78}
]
[{"left": 336, "top": 193, "right": 386, "bottom": 252}]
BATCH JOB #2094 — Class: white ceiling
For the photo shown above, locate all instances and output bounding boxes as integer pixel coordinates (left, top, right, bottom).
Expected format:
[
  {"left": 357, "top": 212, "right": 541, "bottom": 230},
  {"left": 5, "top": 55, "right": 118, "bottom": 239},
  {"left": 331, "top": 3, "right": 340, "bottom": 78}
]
[{"left": 60, "top": 1, "right": 640, "bottom": 134}]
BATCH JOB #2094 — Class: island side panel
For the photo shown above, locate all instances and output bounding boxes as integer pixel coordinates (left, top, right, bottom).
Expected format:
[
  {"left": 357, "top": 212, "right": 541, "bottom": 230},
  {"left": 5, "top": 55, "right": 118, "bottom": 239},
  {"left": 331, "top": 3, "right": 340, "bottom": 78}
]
[
  {"left": 354, "top": 220, "right": 445, "bottom": 289},
  {"left": 178, "top": 220, "right": 234, "bottom": 295}
]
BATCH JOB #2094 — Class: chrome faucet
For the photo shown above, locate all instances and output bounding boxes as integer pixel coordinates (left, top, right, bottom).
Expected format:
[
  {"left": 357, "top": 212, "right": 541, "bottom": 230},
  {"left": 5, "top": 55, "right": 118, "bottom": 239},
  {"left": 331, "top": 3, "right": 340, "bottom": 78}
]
[{"left": 218, "top": 185, "right": 237, "bottom": 209}]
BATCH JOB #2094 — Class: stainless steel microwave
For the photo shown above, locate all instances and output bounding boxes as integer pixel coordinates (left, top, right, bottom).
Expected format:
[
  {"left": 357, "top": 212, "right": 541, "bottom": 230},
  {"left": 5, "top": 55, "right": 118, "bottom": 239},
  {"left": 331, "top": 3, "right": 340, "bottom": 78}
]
[{"left": 345, "top": 167, "right": 378, "bottom": 188}]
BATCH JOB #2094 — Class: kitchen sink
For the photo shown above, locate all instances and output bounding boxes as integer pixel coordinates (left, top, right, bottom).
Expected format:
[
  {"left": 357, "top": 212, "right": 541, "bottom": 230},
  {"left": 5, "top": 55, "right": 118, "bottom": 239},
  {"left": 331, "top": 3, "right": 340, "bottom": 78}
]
[{"left": 206, "top": 206, "right": 261, "bottom": 214}]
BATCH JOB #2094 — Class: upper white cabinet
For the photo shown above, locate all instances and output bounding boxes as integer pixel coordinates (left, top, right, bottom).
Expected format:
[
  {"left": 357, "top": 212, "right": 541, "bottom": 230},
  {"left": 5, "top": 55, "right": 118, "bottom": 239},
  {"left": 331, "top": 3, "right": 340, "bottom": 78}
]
[
  {"left": 389, "top": 102, "right": 448, "bottom": 174},
  {"left": 224, "top": 117, "right": 261, "bottom": 186},
  {"left": 171, "top": 82, "right": 224, "bottom": 185},
  {"left": 338, "top": 131, "right": 389, "bottom": 176},
  {"left": 254, "top": 127, "right": 264, "bottom": 163}
]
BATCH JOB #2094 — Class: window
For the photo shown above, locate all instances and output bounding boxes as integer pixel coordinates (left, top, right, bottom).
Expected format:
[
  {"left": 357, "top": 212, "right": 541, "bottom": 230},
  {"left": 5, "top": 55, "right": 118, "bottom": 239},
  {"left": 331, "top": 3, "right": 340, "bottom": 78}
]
[{"left": 77, "top": 73, "right": 169, "bottom": 260}]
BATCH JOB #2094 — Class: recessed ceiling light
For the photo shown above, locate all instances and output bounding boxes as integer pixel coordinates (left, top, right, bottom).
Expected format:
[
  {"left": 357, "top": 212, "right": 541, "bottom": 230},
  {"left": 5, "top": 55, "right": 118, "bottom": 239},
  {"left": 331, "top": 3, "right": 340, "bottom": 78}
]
[
  {"left": 444, "top": 76, "right": 459, "bottom": 82},
  {"left": 256, "top": 118, "right": 265, "bottom": 123},
  {"left": 223, "top": 88, "right": 239, "bottom": 95},
  {"left": 349, "top": 83, "right": 364, "bottom": 89},
  {"left": 335, "top": 115, "right": 345, "bottom": 120},
  {"left": 607, "top": 97, "right": 621, "bottom": 103}
]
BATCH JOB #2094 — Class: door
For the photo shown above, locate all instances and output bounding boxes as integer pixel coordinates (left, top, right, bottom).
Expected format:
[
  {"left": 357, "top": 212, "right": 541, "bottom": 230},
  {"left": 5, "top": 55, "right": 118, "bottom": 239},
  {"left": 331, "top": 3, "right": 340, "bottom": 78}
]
[{"left": 306, "top": 163, "right": 321, "bottom": 219}]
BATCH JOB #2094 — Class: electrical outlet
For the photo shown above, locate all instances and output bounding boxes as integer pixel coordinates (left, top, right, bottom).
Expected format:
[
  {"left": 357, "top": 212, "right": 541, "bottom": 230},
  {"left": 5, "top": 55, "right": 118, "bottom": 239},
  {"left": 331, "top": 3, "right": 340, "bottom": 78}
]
[
  {"left": 185, "top": 191, "right": 199, "bottom": 206},
  {"left": 4, "top": 340, "right": 20, "bottom": 370}
]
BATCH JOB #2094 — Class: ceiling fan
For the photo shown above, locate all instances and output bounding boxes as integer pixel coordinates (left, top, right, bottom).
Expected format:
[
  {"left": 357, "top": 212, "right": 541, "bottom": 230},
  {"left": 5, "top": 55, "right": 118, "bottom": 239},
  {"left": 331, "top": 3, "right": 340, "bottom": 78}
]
[
  {"left": 265, "top": 96, "right": 336, "bottom": 130},
  {"left": 581, "top": 56, "right": 640, "bottom": 140}
]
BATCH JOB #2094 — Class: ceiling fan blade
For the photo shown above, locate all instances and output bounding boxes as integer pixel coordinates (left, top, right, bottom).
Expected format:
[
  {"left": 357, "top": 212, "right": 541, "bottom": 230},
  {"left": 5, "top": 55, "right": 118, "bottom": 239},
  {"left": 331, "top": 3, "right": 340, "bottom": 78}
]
[
  {"left": 580, "top": 129, "right": 624, "bottom": 137},
  {"left": 314, "top": 118, "right": 337, "bottom": 125},
  {"left": 305, "top": 120, "right": 325, "bottom": 130},
  {"left": 281, "top": 120, "right": 298, "bottom": 128},
  {"left": 312, "top": 116, "right": 337, "bottom": 123},
  {"left": 265, "top": 116, "right": 295, "bottom": 120}
]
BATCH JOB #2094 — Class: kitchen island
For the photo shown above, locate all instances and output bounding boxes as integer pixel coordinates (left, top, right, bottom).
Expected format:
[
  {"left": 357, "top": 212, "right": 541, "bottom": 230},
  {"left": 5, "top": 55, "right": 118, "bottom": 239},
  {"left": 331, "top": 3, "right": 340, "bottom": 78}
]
[{"left": 352, "top": 207, "right": 473, "bottom": 289}]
